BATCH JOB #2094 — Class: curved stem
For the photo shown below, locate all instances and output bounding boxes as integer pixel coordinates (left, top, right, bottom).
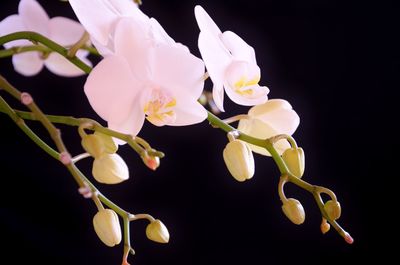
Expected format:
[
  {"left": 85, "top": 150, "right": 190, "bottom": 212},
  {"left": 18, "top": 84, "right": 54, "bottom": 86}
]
[{"left": 0, "top": 31, "right": 91, "bottom": 74}]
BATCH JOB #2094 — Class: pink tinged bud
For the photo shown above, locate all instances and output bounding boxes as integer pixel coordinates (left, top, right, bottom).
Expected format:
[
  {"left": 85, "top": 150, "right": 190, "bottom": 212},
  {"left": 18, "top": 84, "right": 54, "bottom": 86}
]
[
  {"left": 142, "top": 155, "right": 160, "bottom": 171},
  {"left": 92, "top": 154, "right": 129, "bottom": 184},
  {"left": 223, "top": 140, "right": 255, "bottom": 182},
  {"left": 59, "top": 151, "right": 72, "bottom": 165},
  {"left": 93, "top": 209, "right": 122, "bottom": 247},
  {"left": 20, "top": 92, "right": 33, "bottom": 105},
  {"left": 281, "top": 147, "right": 305, "bottom": 178},
  {"left": 78, "top": 185, "right": 93, "bottom": 199},
  {"left": 324, "top": 200, "right": 341, "bottom": 220},
  {"left": 146, "top": 219, "right": 170, "bottom": 244},
  {"left": 282, "top": 198, "right": 305, "bottom": 225},
  {"left": 320, "top": 222, "right": 331, "bottom": 234},
  {"left": 344, "top": 232, "right": 354, "bottom": 244}
]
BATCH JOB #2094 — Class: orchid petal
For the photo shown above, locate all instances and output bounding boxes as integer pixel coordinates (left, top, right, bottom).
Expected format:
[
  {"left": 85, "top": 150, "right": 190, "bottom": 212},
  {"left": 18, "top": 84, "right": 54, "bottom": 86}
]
[
  {"left": 221, "top": 31, "right": 257, "bottom": 64},
  {"left": 0, "top": 15, "right": 27, "bottom": 49},
  {"left": 84, "top": 55, "right": 139, "bottom": 125},
  {"left": 172, "top": 100, "right": 207, "bottom": 126},
  {"left": 44, "top": 50, "right": 91, "bottom": 77},
  {"left": 18, "top": 0, "right": 49, "bottom": 36},
  {"left": 212, "top": 83, "right": 225, "bottom": 112},
  {"left": 12, "top": 52, "right": 44, "bottom": 76},
  {"left": 249, "top": 99, "right": 300, "bottom": 135},
  {"left": 113, "top": 17, "right": 151, "bottom": 81},
  {"left": 149, "top": 18, "right": 175, "bottom": 46},
  {"left": 48, "top": 17, "right": 86, "bottom": 46},
  {"left": 198, "top": 30, "right": 231, "bottom": 110},
  {"left": 68, "top": 0, "right": 121, "bottom": 45},
  {"left": 107, "top": 100, "right": 146, "bottom": 137},
  {"left": 151, "top": 44, "right": 205, "bottom": 100},
  {"left": 194, "top": 5, "right": 222, "bottom": 37},
  {"left": 238, "top": 118, "right": 291, "bottom": 156}
]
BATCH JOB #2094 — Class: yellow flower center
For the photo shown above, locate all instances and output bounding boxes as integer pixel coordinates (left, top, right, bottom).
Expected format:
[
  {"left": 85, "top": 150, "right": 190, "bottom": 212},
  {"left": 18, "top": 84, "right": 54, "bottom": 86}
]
[
  {"left": 234, "top": 75, "right": 260, "bottom": 96},
  {"left": 144, "top": 90, "right": 177, "bottom": 126}
]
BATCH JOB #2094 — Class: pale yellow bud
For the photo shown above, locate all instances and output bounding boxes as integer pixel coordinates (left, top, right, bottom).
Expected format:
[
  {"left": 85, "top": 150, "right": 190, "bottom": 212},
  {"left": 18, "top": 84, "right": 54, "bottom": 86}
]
[
  {"left": 282, "top": 147, "right": 305, "bottom": 178},
  {"left": 92, "top": 154, "right": 129, "bottom": 184},
  {"left": 324, "top": 200, "right": 341, "bottom": 220},
  {"left": 282, "top": 198, "right": 305, "bottom": 225},
  {"left": 81, "top": 132, "right": 118, "bottom": 158},
  {"left": 93, "top": 209, "right": 122, "bottom": 247},
  {"left": 146, "top": 219, "right": 170, "bottom": 243},
  {"left": 223, "top": 140, "right": 255, "bottom": 182},
  {"left": 320, "top": 220, "right": 331, "bottom": 234}
]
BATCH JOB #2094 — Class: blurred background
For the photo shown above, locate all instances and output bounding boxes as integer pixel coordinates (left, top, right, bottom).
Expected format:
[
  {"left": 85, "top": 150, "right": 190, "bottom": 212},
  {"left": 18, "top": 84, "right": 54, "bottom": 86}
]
[{"left": 0, "top": 0, "right": 396, "bottom": 264}]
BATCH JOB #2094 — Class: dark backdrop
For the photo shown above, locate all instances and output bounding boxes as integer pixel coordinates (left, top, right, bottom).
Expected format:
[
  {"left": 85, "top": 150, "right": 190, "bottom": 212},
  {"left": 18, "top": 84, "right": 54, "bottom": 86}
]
[{"left": 0, "top": 0, "right": 396, "bottom": 264}]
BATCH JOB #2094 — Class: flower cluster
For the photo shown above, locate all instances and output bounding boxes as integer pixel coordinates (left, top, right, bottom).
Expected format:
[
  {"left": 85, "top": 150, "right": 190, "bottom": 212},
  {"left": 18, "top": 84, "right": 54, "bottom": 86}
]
[{"left": 0, "top": 0, "right": 353, "bottom": 264}]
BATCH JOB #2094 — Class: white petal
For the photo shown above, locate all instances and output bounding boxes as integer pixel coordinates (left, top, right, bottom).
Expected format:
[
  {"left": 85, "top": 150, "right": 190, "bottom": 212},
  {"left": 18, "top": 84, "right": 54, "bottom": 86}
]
[
  {"left": 84, "top": 55, "right": 139, "bottom": 125},
  {"left": 172, "top": 96, "right": 208, "bottom": 126},
  {"left": 44, "top": 51, "right": 90, "bottom": 77},
  {"left": 249, "top": 99, "right": 300, "bottom": 135},
  {"left": 148, "top": 18, "right": 175, "bottom": 46},
  {"left": 249, "top": 99, "right": 293, "bottom": 117},
  {"left": 107, "top": 100, "right": 146, "bottom": 137},
  {"left": 48, "top": 17, "right": 86, "bottom": 46},
  {"left": 151, "top": 43, "right": 205, "bottom": 100},
  {"left": 198, "top": 30, "right": 231, "bottom": 110},
  {"left": 194, "top": 5, "right": 222, "bottom": 36},
  {"left": 212, "top": 83, "right": 225, "bottom": 112},
  {"left": 221, "top": 31, "right": 257, "bottom": 64},
  {"left": 12, "top": 52, "right": 44, "bottom": 76},
  {"left": 238, "top": 118, "right": 290, "bottom": 156},
  {"left": 113, "top": 17, "right": 151, "bottom": 81},
  {"left": 68, "top": 0, "right": 120, "bottom": 45},
  {"left": 18, "top": 0, "right": 49, "bottom": 36},
  {"left": 0, "top": 15, "right": 28, "bottom": 48},
  {"left": 107, "top": 0, "right": 148, "bottom": 21}
]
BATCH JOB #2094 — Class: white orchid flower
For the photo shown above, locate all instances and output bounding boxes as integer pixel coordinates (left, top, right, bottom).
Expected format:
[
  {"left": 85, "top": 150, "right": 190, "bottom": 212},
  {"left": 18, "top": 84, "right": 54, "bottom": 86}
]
[
  {"left": 194, "top": 5, "right": 269, "bottom": 111},
  {"left": 238, "top": 99, "right": 300, "bottom": 156},
  {"left": 0, "top": 0, "right": 91, "bottom": 77},
  {"left": 84, "top": 17, "right": 207, "bottom": 136}
]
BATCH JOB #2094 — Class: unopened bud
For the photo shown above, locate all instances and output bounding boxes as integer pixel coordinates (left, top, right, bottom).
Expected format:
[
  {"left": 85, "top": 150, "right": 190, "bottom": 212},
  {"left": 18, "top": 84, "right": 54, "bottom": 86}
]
[
  {"left": 82, "top": 132, "right": 118, "bottom": 158},
  {"left": 142, "top": 154, "right": 160, "bottom": 171},
  {"left": 344, "top": 232, "right": 354, "bottom": 244},
  {"left": 324, "top": 200, "right": 341, "bottom": 220},
  {"left": 146, "top": 219, "right": 170, "bottom": 243},
  {"left": 282, "top": 147, "right": 305, "bottom": 178},
  {"left": 92, "top": 154, "right": 129, "bottom": 184},
  {"left": 223, "top": 140, "right": 255, "bottom": 182},
  {"left": 93, "top": 209, "right": 122, "bottom": 247},
  {"left": 320, "top": 220, "right": 331, "bottom": 234},
  {"left": 282, "top": 198, "right": 305, "bottom": 225}
]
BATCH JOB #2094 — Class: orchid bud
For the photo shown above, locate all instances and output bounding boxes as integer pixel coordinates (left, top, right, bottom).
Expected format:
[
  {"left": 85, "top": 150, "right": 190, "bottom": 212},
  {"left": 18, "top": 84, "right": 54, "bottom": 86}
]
[
  {"left": 81, "top": 132, "right": 118, "bottom": 158},
  {"left": 92, "top": 154, "right": 129, "bottom": 184},
  {"left": 320, "top": 220, "right": 331, "bottom": 234},
  {"left": 142, "top": 154, "right": 160, "bottom": 171},
  {"left": 324, "top": 200, "right": 341, "bottom": 220},
  {"left": 93, "top": 209, "right": 122, "bottom": 247},
  {"left": 282, "top": 198, "right": 305, "bottom": 225},
  {"left": 146, "top": 219, "right": 170, "bottom": 243},
  {"left": 82, "top": 134, "right": 105, "bottom": 158},
  {"left": 282, "top": 147, "right": 305, "bottom": 178},
  {"left": 223, "top": 140, "right": 255, "bottom": 182}
]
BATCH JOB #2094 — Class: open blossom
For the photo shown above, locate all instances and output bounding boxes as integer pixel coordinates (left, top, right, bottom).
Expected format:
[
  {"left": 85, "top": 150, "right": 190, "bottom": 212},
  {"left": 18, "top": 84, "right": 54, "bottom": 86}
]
[
  {"left": 238, "top": 99, "right": 300, "bottom": 156},
  {"left": 69, "top": 0, "right": 148, "bottom": 55},
  {"left": 194, "top": 5, "right": 269, "bottom": 111},
  {"left": 0, "top": 0, "right": 91, "bottom": 77},
  {"left": 85, "top": 17, "right": 207, "bottom": 136}
]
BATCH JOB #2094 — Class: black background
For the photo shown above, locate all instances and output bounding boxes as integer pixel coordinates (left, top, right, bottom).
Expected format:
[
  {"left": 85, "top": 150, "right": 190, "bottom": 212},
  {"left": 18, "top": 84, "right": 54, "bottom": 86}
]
[{"left": 0, "top": 0, "right": 396, "bottom": 264}]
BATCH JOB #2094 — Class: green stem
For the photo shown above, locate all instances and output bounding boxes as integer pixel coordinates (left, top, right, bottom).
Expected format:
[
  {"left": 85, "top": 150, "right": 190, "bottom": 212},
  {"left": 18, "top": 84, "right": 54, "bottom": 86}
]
[
  {"left": 0, "top": 31, "right": 91, "bottom": 74},
  {"left": 0, "top": 95, "right": 59, "bottom": 159},
  {"left": 0, "top": 108, "right": 164, "bottom": 158}
]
